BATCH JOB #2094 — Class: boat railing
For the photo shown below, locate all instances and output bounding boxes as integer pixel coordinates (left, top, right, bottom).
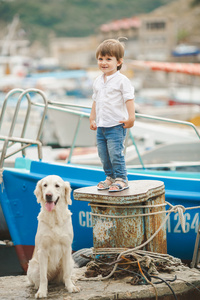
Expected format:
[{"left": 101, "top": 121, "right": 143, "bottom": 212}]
[
  {"left": 0, "top": 88, "right": 200, "bottom": 169},
  {"left": 33, "top": 99, "right": 200, "bottom": 168},
  {"left": 0, "top": 88, "right": 48, "bottom": 168},
  {"left": 45, "top": 100, "right": 200, "bottom": 139}
]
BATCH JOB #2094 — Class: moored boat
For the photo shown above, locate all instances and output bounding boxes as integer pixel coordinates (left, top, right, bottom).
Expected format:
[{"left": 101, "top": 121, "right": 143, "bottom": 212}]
[{"left": 0, "top": 88, "right": 200, "bottom": 272}]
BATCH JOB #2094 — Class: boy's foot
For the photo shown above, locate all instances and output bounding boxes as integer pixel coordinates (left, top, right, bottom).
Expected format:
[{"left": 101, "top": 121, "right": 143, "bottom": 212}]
[
  {"left": 97, "top": 177, "right": 114, "bottom": 190},
  {"left": 109, "top": 180, "right": 129, "bottom": 192}
]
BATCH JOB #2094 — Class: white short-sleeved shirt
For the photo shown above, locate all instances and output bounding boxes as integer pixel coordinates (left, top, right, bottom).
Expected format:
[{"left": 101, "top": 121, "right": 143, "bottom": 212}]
[{"left": 92, "top": 71, "right": 134, "bottom": 127}]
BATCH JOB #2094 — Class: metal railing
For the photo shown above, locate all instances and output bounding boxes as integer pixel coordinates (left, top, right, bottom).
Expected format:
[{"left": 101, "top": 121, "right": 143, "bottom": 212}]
[
  {"left": 0, "top": 88, "right": 48, "bottom": 168},
  {"left": 0, "top": 88, "right": 199, "bottom": 169}
]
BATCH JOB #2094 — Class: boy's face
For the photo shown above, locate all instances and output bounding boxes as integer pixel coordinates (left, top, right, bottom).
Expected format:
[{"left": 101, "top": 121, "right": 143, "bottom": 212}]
[{"left": 97, "top": 54, "right": 122, "bottom": 76}]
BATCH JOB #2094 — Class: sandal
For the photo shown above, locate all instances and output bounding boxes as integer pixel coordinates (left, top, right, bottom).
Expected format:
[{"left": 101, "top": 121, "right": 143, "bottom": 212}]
[
  {"left": 97, "top": 176, "right": 115, "bottom": 190},
  {"left": 109, "top": 179, "right": 129, "bottom": 192}
]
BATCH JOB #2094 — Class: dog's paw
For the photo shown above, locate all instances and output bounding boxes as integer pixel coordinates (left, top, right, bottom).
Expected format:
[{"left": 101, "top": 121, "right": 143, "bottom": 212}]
[
  {"left": 27, "top": 279, "right": 39, "bottom": 290},
  {"left": 66, "top": 283, "right": 80, "bottom": 293},
  {"left": 72, "top": 285, "right": 81, "bottom": 293},
  {"left": 27, "top": 279, "right": 34, "bottom": 287},
  {"left": 35, "top": 289, "right": 47, "bottom": 298}
]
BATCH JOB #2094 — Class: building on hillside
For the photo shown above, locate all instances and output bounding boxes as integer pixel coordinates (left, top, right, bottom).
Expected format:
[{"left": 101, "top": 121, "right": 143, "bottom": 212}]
[
  {"left": 99, "top": 15, "right": 177, "bottom": 61},
  {"left": 138, "top": 15, "right": 176, "bottom": 61},
  {"left": 49, "top": 4, "right": 200, "bottom": 69},
  {"left": 49, "top": 36, "right": 98, "bottom": 69}
]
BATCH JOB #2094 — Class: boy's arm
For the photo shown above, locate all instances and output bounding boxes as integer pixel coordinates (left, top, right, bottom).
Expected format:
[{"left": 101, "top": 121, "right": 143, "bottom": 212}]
[
  {"left": 119, "top": 99, "right": 135, "bottom": 128},
  {"left": 89, "top": 101, "right": 97, "bottom": 130}
]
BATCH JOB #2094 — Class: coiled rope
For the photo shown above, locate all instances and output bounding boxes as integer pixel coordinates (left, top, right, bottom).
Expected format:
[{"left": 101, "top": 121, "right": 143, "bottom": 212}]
[{"left": 82, "top": 201, "right": 200, "bottom": 281}]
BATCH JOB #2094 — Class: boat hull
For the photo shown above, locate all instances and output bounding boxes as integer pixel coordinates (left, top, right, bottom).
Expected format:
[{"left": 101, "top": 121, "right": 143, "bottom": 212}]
[{"left": 0, "top": 158, "right": 200, "bottom": 271}]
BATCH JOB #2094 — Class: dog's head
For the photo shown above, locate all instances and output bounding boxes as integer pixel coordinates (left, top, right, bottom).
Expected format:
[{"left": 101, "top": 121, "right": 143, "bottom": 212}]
[{"left": 34, "top": 175, "right": 72, "bottom": 212}]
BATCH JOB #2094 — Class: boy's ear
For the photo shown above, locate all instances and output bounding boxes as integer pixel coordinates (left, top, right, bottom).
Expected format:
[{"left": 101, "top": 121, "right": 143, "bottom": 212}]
[{"left": 117, "top": 58, "right": 123, "bottom": 67}]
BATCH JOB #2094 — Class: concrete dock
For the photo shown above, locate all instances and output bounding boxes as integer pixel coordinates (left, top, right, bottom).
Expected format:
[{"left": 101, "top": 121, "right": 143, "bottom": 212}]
[{"left": 0, "top": 266, "right": 200, "bottom": 300}]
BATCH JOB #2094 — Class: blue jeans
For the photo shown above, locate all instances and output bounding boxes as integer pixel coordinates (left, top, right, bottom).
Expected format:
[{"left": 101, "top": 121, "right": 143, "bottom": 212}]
[{"left": 97, "top": 125, "right": 127, "bottom": 182}]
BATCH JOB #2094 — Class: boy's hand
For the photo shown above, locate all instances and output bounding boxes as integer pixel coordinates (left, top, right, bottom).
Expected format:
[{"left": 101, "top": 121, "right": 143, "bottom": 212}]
[
  {"left": 119, "top": 119, "right": 134, "bottom": 128},
  {"left": 90, "top": 120, "right": 97, "bottom": 130}
]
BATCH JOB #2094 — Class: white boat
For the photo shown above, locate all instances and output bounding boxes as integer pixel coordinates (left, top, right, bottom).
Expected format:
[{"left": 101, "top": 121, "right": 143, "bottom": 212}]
[{"left": 41, "top": 99, "right": 200, "bottom": 172}]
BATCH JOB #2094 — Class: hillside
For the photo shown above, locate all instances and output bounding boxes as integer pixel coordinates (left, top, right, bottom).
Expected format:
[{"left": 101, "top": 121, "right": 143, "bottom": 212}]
[
  {"left": 0, "top": 0, "right": 176, "bottom": 44},
  {"left": 151, "top": 0, "right": 200, "bottom": 44}
]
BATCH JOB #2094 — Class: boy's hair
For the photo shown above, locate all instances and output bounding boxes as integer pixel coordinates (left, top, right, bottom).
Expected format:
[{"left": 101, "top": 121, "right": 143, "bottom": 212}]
[{"left": 96, "top": 39, "right": 125, "bottom": 70}]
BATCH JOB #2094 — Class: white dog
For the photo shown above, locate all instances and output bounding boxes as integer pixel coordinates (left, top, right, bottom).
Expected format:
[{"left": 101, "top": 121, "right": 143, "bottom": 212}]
[{"left": 27, "top": 175, "right": 80, "bottom": 298}]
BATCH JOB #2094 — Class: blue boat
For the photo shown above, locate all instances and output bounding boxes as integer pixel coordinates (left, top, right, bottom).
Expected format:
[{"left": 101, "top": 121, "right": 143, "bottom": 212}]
[{"left": 0, "top": 88, "right": 200, "bottom": 272}]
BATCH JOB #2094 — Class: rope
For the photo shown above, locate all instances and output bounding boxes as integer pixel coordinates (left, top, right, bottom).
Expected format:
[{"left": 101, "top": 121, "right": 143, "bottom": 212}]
[
  {"left": 82, "top": 202, "right": 200, "bottom": 281},
  {"left": 82, "top": 212, "right": 172, "bottom": 281},
  {"left": 0, "top": 168, "right": 4, "bottom": 192},
  {"left": 0, "top": 168, "right": 3, "bottom": 185},
  {"left": 91, "top": 210, "right": 166, "bottom": 218},
  {"left": 166, "top": 203, "right": 186, "bottom": 233},
  {"left": 90, "top": 202, "right": 167, "bottom": 218},
  {"left": 89, "top": 203, "right": 167, "bottom": 209},
  {"left": 91, "top": 201, "right": 200, "bottom": 233}
]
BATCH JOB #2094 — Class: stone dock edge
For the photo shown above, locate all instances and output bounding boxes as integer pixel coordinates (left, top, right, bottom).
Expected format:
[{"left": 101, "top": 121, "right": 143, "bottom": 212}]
[{"left": 0, "top": 267, "right": 200, "bottom": 300}]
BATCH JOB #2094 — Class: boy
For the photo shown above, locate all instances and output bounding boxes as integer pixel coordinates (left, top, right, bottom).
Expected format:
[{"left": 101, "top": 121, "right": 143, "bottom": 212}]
[{"left": 90, "top": 39, "right": 135, "bottom": 192}]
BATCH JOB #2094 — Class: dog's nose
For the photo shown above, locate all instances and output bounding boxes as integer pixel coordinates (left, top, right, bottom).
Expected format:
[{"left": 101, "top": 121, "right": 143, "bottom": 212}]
[{"left": 46, "top": 193, "right": 53, "bottom": 202}]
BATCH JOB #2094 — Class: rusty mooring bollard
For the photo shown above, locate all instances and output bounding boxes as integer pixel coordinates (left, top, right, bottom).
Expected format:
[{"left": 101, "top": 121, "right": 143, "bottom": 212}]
[{"left": 73, "top": 180, "right": 167, "bottom": 254}]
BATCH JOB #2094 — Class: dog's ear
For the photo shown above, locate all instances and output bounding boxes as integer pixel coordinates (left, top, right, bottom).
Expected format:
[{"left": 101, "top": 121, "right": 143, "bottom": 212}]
[
  {"left": 65, "top": 181, "right": 72, "bottom": 205},
  {"left": 34, "top": 179, "right": 43, "bottom": 204}
]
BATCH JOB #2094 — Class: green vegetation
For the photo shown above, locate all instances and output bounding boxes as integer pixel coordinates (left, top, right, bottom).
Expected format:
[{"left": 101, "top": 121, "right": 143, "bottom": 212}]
[
  {"left": 192, "top": 0, "right": 200, "bottom": 5},
  {"left": 177, "top": 29, "right": 190, "bottom": 43},
  {"left": 0, "top": 0, "right": 175, "bottom": 44}
]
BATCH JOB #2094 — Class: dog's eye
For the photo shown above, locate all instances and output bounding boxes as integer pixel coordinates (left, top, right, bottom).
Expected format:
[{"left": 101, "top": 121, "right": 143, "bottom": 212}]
[
  {"left": 43, "top": 183, "right": 47, "bottom": 187},
  {"left": 55, "top": 184, "right": 60, "bottom": 188}
]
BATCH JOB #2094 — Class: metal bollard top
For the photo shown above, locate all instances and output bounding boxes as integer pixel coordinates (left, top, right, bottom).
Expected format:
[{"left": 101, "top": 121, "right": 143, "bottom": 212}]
[{"left": 73, "top": 180, "right": 165, "bottom": 204}]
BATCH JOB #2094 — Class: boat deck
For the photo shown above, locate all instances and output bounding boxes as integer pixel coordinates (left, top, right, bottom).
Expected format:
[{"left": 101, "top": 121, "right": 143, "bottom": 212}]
[{"left": 0, "top": 267, "right": 200, "bottom": 300}]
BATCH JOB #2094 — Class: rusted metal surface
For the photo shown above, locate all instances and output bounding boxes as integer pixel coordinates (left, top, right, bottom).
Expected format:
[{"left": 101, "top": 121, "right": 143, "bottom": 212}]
[
  {"left": 143, "top": 193, "right": 167, "bottom": 254},
  {"left": 73, "top": 180, "right": 166, "bottom": 253},
  {"left": 91, "top": 203, "right": 144, "bottom": 249}
]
